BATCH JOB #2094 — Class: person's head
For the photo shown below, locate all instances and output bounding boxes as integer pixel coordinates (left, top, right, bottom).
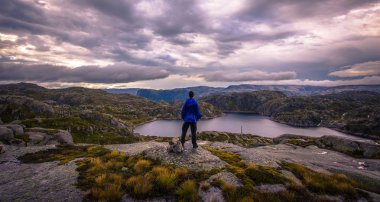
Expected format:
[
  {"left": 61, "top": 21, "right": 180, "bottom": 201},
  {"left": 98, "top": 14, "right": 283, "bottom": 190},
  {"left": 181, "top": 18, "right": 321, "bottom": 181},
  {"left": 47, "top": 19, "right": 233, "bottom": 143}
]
[{"left": 189, "top": 91, "right": 194, "bottom": 98}]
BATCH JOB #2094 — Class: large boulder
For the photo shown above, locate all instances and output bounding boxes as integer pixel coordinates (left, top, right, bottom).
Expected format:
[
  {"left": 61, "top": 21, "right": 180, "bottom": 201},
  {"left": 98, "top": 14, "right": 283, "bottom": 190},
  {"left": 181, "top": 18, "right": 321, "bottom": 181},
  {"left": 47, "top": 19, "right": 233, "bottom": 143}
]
[
  {"left": 0, "top": 126, "right": 14, "bottom": 142},
  {"left": 26, "top": 132, "right": 50, "bottom": 145},
  {"left": 316, "top": 136, "right": 380, "bottom": 158},
  {"left": 4, "top": 124, "right": 24, "bottom": 136},
  {"left": 273, "top": 134, "right": 317, "bottom": 147},
  {"left": 25, "top": 128, "right": 74, "bottom": 146},
  {"left": 55, "top": 130, "right": 73, "bottom": 145}
]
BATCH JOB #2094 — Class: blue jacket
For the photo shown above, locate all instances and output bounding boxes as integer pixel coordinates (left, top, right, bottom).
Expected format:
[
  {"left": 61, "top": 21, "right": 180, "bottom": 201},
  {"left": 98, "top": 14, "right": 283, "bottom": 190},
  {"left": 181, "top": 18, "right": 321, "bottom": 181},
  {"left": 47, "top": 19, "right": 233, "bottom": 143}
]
[{"left": 181, "top": 98, "right": 202, "bottom": 123}]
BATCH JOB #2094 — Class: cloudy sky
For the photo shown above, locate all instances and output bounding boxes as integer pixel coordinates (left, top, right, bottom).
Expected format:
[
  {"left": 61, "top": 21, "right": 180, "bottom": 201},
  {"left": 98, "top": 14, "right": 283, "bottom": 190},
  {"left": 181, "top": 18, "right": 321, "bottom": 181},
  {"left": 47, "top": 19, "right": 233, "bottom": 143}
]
[{"left": 1, "top": 0, "right": 380, "bottom": 89}]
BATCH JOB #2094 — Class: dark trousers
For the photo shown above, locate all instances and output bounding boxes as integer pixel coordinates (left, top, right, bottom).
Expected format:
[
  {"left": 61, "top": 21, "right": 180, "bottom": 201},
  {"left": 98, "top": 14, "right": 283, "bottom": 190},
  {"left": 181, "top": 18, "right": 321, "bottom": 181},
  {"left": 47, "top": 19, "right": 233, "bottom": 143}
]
[{"left": 181, "top": 122, "right": 197, "bottom": 147}]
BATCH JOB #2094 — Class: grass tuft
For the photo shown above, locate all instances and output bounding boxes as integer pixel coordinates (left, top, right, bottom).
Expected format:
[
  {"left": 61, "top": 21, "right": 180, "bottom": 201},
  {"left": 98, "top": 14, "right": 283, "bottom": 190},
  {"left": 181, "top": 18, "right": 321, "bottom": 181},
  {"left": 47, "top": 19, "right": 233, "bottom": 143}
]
[
  {"left": 176, "top": 180, "right": 198, "bottom": 202},
  {"left": 152, "top": 166, "right": 177, "bottom": 191},
  {"left": 125, "top": 175, "right": 153, "bottom": 199},
  {"left": 133, "top": 159, "right": 152, "bottom": 174}
]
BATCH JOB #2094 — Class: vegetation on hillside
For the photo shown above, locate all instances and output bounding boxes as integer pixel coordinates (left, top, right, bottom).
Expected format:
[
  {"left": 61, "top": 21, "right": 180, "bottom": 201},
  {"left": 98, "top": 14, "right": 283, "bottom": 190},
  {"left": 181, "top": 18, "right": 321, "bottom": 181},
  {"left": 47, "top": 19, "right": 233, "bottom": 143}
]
[
  {"left": 201, "top": 91, "right": 380, "bottom": 138},
  {"left": 0, "top": 83, "right": 221, "bottom": 144}
]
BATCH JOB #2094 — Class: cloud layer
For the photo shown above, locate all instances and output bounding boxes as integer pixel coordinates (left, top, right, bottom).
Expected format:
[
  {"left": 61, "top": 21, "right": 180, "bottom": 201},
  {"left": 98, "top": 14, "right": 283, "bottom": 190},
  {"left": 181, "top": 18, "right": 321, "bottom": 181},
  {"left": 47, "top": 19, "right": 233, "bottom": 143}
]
[
  {"left": 203, "top": 70, "right": 296, "bottom": 82},
  {"left": 0, "top": 62, "right": 169, "bottom": 83},
  {"left": 0, "top": 0, "right": 380, "bottom": 88},
  {"left": 329, "top": 61, "right": 380, "bottom": 78}
]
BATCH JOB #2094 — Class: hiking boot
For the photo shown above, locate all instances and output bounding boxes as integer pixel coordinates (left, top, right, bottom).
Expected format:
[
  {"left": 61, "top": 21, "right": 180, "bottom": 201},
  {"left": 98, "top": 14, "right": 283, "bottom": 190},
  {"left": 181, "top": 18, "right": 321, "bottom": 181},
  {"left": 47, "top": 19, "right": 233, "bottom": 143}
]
[{"left": 193, "top": 144, "right": 198, "bottom": 149}]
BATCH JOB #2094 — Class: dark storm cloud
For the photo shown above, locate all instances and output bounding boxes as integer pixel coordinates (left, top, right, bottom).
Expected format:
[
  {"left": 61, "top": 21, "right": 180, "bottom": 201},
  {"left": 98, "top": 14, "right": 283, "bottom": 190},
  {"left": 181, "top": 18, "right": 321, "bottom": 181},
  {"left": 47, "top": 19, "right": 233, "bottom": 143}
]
[
  {"left": 236, "top": 0, "right": 375, "bottom": 23},
  {"left": 0, "top": 0, "right": 380, "bottom": 86},
  {"left": 203, "top": 70, "right": 297, "bottom": 82},
  {"left": 0, "top": 62, "right": 169, "bottom": 83},
  {"left": 145, "top": 0, "right": 208, "bottom": 37}
]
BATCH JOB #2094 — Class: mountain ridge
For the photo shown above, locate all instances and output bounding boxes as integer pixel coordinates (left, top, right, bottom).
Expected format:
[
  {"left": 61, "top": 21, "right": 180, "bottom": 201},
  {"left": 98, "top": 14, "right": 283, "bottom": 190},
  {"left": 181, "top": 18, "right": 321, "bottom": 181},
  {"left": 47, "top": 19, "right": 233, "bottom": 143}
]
[{"left": 104, "top": 84, "right": 380, "bottom": 103}]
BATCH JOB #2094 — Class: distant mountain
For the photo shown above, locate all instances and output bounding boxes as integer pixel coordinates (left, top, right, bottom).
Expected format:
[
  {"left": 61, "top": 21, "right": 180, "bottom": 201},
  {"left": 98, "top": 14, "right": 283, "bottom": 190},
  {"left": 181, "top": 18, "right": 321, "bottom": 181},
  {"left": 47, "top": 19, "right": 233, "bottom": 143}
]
[
  {"left": 103, "top": 88, "right": 140, "bottom": 95},
  {"left": 201, "top": 91, "right": 380, "bottom": 139},
  {"left": 105, "top": 84, "right": 380, "bottom": 103}
]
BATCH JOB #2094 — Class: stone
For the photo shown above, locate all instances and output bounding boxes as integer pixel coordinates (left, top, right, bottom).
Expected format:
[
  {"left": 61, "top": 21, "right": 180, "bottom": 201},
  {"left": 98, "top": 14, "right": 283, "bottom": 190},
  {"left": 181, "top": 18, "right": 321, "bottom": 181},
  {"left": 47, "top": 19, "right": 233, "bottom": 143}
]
[
  {"left": 110, "top": 118, "right": 126, "bottom": 128},
  {"left": 106, "top": 141, "right": 226, "bottom": 171},
  {"left": 9, "top": 120, "right": 22, "bottom": 124},
  {"left": 26, "top": 132, "right": 49, "bottom": 145},
  {"left": 316, "top": 136, "right": 380, "bottom": 158},
  {"left": 167, "top": 137, "right": 184, "bottom": 153},
  {"left": 273, "top": 134, "right": 312, "bottom": 144},
  {"left": 256, "top": 184, "right": 286, "bottom": 193},
  {"left": 0, "top": 144, "right": 5, "bottom": 154},
  {"left": 0, "top": 126, "right": 14, "bottom": 142},
  {"left": 5, "top": 124, "right": 24, "bottom": 136},
  {"left": 54, "top": 130, "right": 74, "bottom": 145},
  {"left": 209, "top": 171, "right": 242, "bottom": 188},
  {"left": 0, "top": 147, "right": 84, "bottom": 202},
  {"left": 9, "top": 139, "right": 26, "bottom": 147},
  {"left": 198, "top": 186, "right": 225, "bottom": 202}
]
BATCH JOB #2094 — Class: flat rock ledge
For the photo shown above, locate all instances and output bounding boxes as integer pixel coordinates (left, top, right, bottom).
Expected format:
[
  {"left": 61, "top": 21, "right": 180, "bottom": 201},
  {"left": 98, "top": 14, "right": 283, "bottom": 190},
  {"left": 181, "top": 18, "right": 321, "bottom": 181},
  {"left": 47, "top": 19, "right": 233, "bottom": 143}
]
[
  {"left": 0, "top": 145, "right": 84, "bottom": 202},
  {"left": 106, "top": 141, "right": 226, "bottom": 171}
]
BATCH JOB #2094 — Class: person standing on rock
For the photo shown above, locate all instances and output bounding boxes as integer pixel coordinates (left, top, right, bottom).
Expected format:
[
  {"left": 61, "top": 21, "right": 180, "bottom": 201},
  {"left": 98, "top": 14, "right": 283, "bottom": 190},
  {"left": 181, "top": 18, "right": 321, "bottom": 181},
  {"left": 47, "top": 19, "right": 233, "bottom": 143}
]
[{"left": 181, "top": 91, "right": 202, "bottom": 149}]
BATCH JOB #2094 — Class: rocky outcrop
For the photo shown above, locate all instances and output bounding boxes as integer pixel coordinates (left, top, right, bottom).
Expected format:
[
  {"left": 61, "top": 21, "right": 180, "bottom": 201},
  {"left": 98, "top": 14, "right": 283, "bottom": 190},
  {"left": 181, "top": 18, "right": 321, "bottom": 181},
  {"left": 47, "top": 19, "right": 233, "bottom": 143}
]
[
  {"left": 0, "top": 126, "right": 14, "bottom": 142},
  {"left": 4, "top": 124, "right": 24, "bottom": 136},
  {"left": 106, "top": 142, "right": 227, "bottom": 171},
  {"left": 273, "top": 134, "right": 317, "bottom": 147},
  {"left": 0, "top": 95, "right": 54, "bottom": 122},
  {"left": 202, "top": 91, "right": 380, "bottom": 138},
  {"left": 0, "top": 124, "right": 26, "bottom": 146},
  {"left": 200, "top": 91, "right": 285, "bottom": 113},
  {"left": 25, "top": 128, "right": 73, "bottom": 146},
  {"left": 316, "top": 136, "right": 380, "bottom": 159},
  {"left": 80, "top": 110, "right": 127, "bottom": 128},
  {"left": 0, "top": 145, "right": 84, "bottom": 201}
]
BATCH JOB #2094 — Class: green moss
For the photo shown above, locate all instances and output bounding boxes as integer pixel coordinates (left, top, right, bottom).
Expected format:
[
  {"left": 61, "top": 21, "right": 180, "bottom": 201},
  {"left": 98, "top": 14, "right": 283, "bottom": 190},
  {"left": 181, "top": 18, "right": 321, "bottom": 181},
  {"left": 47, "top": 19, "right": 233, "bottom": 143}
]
[
  {"left": 17, "top": 145, "right": 108, "bottom": 165},
  {"left": 284, "top": 136, "right": 317, "bottom": 147},
  {"left": 22, "top": 117, "right": 139, "bottom": 144},
  {"left": 203, "top": 146, "right": 245, "bottom": 167},
  {"left": 245, "top": 163, "right": 288, "bottom": 184},
  {"left": 25, "top": 128, "right": 59, "bottom": 135}
]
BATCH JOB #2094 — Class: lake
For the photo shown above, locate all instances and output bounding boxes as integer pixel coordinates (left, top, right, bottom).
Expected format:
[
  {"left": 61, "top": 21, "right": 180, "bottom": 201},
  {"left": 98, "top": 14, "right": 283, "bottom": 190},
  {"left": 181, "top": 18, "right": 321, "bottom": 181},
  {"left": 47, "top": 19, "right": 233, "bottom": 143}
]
[{"left": 135, "top": 113, "right": 358, "bottom": 139}]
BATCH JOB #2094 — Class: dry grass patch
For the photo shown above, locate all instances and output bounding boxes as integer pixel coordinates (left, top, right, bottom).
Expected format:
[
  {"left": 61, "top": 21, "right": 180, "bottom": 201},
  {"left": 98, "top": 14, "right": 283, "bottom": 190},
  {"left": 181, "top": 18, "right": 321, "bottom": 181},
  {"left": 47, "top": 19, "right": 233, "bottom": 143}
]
[
  {"left": 176, "top": 180, "right": 198, "bottom": 202},
  {"left": 133, "top": 159, "right": 151, "bottom": 173},
  {"left": 125, "top": 175, "right": 153, "bottom": 199}
]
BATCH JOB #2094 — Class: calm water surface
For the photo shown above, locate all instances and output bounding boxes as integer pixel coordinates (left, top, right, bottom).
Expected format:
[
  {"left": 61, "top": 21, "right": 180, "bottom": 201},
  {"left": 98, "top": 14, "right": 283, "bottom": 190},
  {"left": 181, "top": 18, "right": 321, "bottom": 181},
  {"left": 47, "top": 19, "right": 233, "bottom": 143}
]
[{"left": 135, "top": 113, "right": 357, "bottom": 139}]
